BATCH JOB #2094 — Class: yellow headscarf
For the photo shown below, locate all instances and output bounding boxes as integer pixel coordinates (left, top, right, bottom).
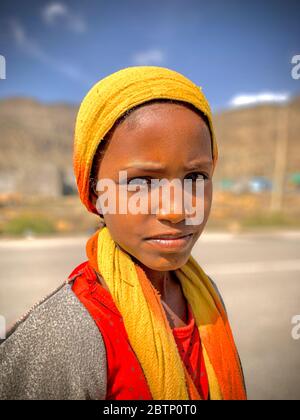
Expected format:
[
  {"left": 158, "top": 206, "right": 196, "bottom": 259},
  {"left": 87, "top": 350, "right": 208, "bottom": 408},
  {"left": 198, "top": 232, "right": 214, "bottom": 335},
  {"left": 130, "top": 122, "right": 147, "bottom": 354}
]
[{"left": 74, "top": 66, "right": 247, "bottom": 400}]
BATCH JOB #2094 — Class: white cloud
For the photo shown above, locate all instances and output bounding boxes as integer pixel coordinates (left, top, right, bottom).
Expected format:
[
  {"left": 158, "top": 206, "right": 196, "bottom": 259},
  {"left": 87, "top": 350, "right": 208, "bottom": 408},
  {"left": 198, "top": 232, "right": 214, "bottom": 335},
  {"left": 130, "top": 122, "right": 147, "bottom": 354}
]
[
  {"left": 10, "top": 19, "right": 88, "bottom": 84},
  {"left": 42, "top": 2, "right": 86, "bottom": 33},
  {"left": 132, "top": 49, "right": 166, "bottom": 66},
  {"left": 229, "top": 92, "right": 290, "bottom": 108}
]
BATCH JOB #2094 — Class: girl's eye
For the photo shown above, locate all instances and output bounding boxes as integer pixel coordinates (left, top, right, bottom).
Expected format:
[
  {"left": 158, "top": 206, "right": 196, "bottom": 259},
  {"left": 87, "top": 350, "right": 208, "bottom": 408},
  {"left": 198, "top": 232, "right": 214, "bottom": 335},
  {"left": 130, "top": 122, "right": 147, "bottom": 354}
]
[
  {"left": 186, "top": 172, "right": 208, "bottom": 181},
  {"left": 127, "top": 177, "right": 151, "bottom": 187},
  {"left": 127, "top": 173, "right": 209, "bottom": 188}
]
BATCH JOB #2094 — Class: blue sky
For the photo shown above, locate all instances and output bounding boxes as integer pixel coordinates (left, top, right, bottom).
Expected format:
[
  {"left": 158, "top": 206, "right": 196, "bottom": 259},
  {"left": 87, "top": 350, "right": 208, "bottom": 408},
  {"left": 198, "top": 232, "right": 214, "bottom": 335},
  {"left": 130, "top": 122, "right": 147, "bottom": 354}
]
[{"left": 0, "top": 0, "right": 299, "bottom": 111}]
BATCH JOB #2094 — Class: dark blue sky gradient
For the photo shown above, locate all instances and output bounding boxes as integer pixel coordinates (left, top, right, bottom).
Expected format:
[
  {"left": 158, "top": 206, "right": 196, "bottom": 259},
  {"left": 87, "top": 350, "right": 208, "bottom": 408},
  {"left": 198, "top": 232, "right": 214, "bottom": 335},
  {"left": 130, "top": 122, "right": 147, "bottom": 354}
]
[{"left": 0, "top": 0, "right": 299, "bottom": 110}]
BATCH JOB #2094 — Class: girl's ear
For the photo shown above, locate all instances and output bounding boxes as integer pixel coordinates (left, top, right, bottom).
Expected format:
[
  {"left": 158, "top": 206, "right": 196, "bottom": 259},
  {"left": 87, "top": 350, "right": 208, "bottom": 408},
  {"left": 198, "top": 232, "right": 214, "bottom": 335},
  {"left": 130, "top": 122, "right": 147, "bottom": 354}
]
[
  {"left": 93, "top": 193, "right": 104, "bottom": 219},
  {"left": 91, "top": 191, "right": 106, "bottom": 227},
  {"left": 89, "top": 177, "right": 99, "bottom": 208},
  {"left": 90, "top": 188, "right": 98, "bottom": 208},
  {"left": 90, "top": 185, "right": 98, "bottom": 207}
]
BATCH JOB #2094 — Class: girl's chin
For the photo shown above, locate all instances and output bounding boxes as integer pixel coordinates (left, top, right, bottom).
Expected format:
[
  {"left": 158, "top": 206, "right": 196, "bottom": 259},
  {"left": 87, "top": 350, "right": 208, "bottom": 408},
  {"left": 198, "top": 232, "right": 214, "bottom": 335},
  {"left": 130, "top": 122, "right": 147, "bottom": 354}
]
[{"left": 138, "top": 253, "right": 190, "bottom": 272}]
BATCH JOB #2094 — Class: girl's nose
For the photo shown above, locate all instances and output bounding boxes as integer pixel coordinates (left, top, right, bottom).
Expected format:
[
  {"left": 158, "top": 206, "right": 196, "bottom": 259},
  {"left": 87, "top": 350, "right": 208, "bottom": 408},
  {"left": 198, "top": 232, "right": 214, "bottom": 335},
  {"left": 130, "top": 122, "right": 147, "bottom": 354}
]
[
  {"left": 156, "top": 209, "right": 186, "bottom": 224},
  {"left": 155, "top": 192, "right": 186, "bottom": 224}
]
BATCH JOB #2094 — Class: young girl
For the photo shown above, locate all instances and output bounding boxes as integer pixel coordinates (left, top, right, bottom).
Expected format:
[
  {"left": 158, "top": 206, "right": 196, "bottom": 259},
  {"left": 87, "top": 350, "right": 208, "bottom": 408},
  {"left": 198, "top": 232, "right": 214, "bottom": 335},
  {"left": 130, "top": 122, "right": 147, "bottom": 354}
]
[{"left": 0, "top": 66, "right": 247, "bottom": 400}]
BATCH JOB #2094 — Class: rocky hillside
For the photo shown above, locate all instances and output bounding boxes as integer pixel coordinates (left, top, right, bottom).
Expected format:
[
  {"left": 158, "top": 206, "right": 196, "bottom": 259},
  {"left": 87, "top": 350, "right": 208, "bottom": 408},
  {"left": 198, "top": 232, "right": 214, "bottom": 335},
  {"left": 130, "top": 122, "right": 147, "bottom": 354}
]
[
  {"left": 0, "top": 98, "right": 77, "bottom": 196},
  {"left": 213, "top": 96, "right": 300, "bottom": 181}
]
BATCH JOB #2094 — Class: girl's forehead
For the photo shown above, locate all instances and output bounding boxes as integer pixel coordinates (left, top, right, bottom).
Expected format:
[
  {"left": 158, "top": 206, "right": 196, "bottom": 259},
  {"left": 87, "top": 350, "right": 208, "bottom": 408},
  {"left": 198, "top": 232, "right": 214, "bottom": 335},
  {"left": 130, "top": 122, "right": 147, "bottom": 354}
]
[
  {"left": 94, "top": 103, "right": 213, "bottom": 179},
  {"left": 122, "top": 101, "right": 207, "bottom": 129},
  {"left": 99, "top": 106, "right": 213, "bottom": 172},
  {"left": 111, "top": 103, "right": 211, "bottom": 147}
]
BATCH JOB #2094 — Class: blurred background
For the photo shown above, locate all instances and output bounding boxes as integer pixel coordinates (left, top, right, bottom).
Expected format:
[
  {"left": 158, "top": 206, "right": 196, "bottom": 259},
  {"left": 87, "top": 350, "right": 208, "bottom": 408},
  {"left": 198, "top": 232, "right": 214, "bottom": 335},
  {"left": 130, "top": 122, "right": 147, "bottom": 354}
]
[{"left": 0, "top": 0, "right": 299, "bottom": 400}]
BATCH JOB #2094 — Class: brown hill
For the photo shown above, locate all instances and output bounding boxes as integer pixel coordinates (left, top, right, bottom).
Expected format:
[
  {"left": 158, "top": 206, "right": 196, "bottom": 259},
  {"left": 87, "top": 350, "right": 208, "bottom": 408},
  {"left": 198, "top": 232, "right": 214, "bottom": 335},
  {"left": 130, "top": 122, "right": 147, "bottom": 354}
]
[
  {"left": 212, "top": 97, "right": 300, "bottom": 181},
  {"left": 0, "top": 98, "right": 77, "bottom": 196},
  {"left": 0, "top": 97, "right": 77, "bottom": 169}
]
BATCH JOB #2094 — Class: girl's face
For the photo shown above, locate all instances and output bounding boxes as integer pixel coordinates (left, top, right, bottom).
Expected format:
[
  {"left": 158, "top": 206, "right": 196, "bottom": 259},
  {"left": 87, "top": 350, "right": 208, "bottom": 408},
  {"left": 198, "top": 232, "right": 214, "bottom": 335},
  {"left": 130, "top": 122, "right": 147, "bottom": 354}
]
[{"left": 92, "top": 102, "right": 213, "bottom": 272}]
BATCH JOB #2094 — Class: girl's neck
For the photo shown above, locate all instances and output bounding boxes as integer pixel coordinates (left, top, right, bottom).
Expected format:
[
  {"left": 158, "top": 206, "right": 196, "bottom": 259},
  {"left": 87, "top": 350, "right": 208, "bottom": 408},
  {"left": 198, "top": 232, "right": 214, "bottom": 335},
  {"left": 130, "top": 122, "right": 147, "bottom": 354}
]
[{"left": 131, "top": 257, "right": 174, "bottom": 301}]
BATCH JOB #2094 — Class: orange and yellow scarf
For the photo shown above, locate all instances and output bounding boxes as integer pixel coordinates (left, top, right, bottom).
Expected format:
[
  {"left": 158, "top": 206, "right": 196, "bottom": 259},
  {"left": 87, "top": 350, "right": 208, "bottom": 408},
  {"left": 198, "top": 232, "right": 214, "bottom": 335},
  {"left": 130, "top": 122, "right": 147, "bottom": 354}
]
[{"left": 74, "top": 66, "right": 247, "bottom": 400}]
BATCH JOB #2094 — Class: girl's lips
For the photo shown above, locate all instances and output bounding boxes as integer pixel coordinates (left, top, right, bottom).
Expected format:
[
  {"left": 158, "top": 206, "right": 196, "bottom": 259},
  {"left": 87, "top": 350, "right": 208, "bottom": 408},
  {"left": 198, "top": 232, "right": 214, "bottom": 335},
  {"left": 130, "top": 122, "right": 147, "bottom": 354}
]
[{"left": 145, "top": 233, "right": 193, "bottom": 251}]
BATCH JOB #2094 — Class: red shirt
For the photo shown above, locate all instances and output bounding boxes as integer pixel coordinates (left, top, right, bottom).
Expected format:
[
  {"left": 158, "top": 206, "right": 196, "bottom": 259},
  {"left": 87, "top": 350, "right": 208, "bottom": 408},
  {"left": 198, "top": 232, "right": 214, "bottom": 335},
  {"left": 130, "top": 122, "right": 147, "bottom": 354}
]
[{"left": 68, "top": 261, "right": 209, "bottom": 400}]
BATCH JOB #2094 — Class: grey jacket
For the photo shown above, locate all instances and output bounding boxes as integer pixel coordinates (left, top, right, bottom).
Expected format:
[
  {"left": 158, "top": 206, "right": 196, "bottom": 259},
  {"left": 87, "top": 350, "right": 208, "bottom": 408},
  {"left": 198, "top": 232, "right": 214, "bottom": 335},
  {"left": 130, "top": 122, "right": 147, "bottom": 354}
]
[
  {"left": 0, "top": 282, "right": 107, "bottom": 400},
  {"left": 0, "top": 277, "right": 230, "bottom": 400}
]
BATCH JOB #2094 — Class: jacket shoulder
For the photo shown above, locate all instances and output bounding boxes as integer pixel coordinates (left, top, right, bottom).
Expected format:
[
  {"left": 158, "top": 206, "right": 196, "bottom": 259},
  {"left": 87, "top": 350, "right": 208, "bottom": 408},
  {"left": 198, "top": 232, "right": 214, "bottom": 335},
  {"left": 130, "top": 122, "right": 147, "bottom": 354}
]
[{"left": 0, "top": 284, "right": 107, "bottom": 400}]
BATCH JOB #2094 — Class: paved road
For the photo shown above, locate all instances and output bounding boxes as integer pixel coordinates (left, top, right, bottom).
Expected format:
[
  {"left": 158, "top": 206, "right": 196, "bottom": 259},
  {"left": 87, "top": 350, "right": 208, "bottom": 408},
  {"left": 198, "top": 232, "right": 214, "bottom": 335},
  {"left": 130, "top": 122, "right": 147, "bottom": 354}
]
[{"left": 0, "top": 231, "right": 299, "bottom": 400}]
